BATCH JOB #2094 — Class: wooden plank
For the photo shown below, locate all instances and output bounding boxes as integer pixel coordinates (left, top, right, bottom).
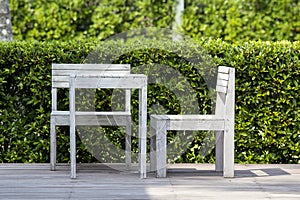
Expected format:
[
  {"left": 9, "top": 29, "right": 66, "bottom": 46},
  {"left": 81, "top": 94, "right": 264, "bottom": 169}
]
[
  {"left": 125, "top": 121, "right": 132, "bottom": 168},
  {"left": 139, "top": 84, "right": 148, "bottom": 178},
  {"left": 154, "top": 119, "right": 168, "bottom": 178},
  {"left": 215, "top": 89, "right": 226, "bottom": 172},
  {"left": 51, "top": 111, "right": 131, "bottom": 117},
  {"left": 52, "top": 75, "right": 147, "bottom": 88},
  {"left": 216, "top": 85, "right": 227, "bottom": 93},
  {"left": 52, "top": 82, "right": 69, "bottom": 88},
  {"left": 52, "top": 72, "right": 131, "bottom": 85},
  {"left": 76, "top": 115, "right": 131, "bottom": 126},
  {"left": 50, "top": 85, "right": 58, "bottom": 170},
  {"left": 151, "top": 114, "right": 224, "bottom": 121},
  {"left": 150, "top": 115, "right": 170, "bottom": 120},
  {"left": 51, "top": 113, "right": 131, "bottom": 126},
  {"left": 73, "top": 75, "right": 147, "bottom": 89},
  {"left": 216, "top": 78, "right": 228, "bottom": 87},
  {"left": 125, "top": 90, "right": 131, "bottom": 112},
  {"left": 1, "top": 164, "right": 300, "bottom": 200},
  {"left": 218, "top": 66, "right": 230, "bottom": 73},
  {"left": 52, "top": 63, "right": 130, "bottom": 70},
  {"left": 51, "top": 88, "right": 57, "bottom": 111},
  {"left": 69, "top": 76, "right": 76, "bottom": 179},
  {"left": 52, "top": 75, "right": 70, "bottom": 82},
  {"left": 52, "top": 70, "right": 130, "bottom": 76},
  {"left": 50, "top": 118, "right": 56, "bottom": 171},
  {"left": 169, "top": 120, "right": 225, "bottom": 130},
  {"left": 223, "top": 67, "right": 235, "bottom": 178},
  {"left": 217, "top": 73, "right": 229, "bottom": 81},
  {"left": 150, "top": 122, "right": 157, "bottom": 172},
  {"left": 215, "top": 130, "right": 224, "bottom": 172}
]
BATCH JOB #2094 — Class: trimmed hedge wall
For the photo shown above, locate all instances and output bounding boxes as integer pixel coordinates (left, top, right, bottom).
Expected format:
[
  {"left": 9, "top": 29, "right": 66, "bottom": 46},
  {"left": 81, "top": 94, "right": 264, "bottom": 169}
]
[
  {"left": 0, "top": 39, "right": 299, "bottom": 164},
  {"left": 0, "top": 41, "right": 93, "bottom": 162}
]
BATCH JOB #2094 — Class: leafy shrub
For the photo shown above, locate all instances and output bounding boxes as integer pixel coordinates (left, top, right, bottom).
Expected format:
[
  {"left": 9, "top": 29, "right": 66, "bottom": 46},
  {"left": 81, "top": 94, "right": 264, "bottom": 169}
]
[
  {"left": 10, "top": 0, "right": 175, "bottom": 41},
  {"left": 0, "top": 39, "right": 299, "bottom": 164},
  {"left": 10, "top": 0, "right": 300, "bottom": 42},
  {"left": 0, "top": 40, "right": 94, "bottom": 162},
  {"left": 183, "top": 0, "right": 300, "bottom": 42}
]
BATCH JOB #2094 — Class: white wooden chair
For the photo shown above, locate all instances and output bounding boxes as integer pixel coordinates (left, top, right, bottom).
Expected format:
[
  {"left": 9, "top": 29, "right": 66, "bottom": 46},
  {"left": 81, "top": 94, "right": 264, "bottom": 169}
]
[
  {"left": 150, "top": 66, "right": 235, "bottom": 178},
  {"left": 50, "top": 64, "right": 133, "bottom": 178}
]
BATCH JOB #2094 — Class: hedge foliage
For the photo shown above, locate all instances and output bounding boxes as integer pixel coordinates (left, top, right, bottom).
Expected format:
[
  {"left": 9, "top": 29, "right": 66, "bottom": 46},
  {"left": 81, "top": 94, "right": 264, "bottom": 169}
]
[
  {"left": 183, "top": 0, "right": 300, "bottom": 42},
  {"left": 0, "top": 39, "right": 299, "bottom": 164},
  {"left": 0, "top": 41, "right": 93, "bottom": 162},
  {"left": 10, "top": 0, "right": 174, "bottom": 41},
  {"left": 10, "top": 0, "right": 300, "bottom": 42}
]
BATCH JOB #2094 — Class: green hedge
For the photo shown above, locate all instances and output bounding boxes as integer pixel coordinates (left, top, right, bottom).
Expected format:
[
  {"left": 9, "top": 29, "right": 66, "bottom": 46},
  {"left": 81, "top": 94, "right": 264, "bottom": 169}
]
[
  {"left": 0, "top": 39, "right": 300, "bottom": 164},
  {"left": 10, "top": 0, "right": 174, "bottom": 41},
  {"left": 206, "top": 39, "right": 300, "bottom": 163},
  {"left": 183, "top": 0, "right": 300, "bottom": 42},
  {"left": 0, "top": 40, "right": 93, "bottom": 162},
  {"left": 10, "top": 0, "right": 300, "bottom": 42}
]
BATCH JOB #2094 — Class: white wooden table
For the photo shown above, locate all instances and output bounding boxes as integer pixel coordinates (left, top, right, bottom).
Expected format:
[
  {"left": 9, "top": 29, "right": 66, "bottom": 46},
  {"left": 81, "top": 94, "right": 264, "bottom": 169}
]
[{"left": 69, "top": 74, "right": 148, "bottom": 178}]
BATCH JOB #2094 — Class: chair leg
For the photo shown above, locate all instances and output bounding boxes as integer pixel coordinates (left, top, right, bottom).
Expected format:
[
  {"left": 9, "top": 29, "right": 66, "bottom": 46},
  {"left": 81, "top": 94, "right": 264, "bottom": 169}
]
[
  {"left": 69, "top": 77, "right": 76, "bottom": 179},
  {"left": 150, "top": 123, "right": 157, "bottom": 172},
  {"left": 70, "top": 125, "right": 76, "bottom": 179},
  {"left": 139, "top": 86, "right": 147, "bottom": 179},
  {"left": 223, "top": 123, "right": 234, "bottom": 178},
  {"left": 69, "top": 112, "right": 76, "bottom": 179},
  {"left": 50, "top": 118, "right": 56, "bottom": 171},
  {"left": 215, "top": 131, "right": 224, "bottom": 172},
  {"left": 125, "top": 121, "right": 132, "bottom": 169},
  {"left": 155, "top": 119, "right": 168, "bottom": 178}
]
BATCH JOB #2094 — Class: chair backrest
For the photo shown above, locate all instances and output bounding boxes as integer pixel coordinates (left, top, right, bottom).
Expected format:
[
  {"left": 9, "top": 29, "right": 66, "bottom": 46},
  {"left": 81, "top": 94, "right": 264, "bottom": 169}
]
[
  {"left": 51, "top": 64, "right": 131, "bottom": 111},
  {"left": 215, "top": 66, "right": 235, "bottom": 117}
]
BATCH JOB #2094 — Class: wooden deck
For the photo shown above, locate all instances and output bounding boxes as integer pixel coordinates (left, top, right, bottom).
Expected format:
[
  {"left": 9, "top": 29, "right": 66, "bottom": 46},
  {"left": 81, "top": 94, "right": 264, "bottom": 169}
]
[{"left": 0, "top": 163, "right": 299, "bottom": 199}]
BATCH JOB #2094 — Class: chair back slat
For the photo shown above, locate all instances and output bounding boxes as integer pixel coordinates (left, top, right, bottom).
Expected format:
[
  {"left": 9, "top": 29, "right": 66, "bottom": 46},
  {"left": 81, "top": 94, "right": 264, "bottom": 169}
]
[
  {"left": 216, "top": 66, "right": 230, "bottom": 93},
  {"left": 215, "top": 66, "right": 235, "bottom": 116},
  {"left": 52, "top": 64, "right": 130, "bottom": 88},
  {"left": 52, "top": 70, "right": 130, "bottom": 76},
  {"left": 216, "top": 85, "right": 228, "bottom": 94},
  {"left": 218, "top": 65, "right": 230, "bottom": 73}
]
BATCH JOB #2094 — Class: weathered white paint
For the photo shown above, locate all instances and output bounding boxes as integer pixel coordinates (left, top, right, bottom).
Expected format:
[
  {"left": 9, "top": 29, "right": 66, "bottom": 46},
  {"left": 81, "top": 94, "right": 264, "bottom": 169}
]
[
  {"left": 50, "top": 64, "right": 147, "bottom": 179},
  {"left": 150, "top": 66, "right": 235, "bottom": 178},
  {"left": 69, "top": 74, "right": 147, "bottom": 179}
]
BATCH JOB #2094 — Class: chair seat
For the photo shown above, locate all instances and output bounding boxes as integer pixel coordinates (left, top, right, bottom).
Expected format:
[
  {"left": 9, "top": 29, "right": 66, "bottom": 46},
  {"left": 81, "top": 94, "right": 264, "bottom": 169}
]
[
  {"left": 51, "top": 111, "right": 131, "bottom": 126},
  {"left": 151, "top": 114, "right": 225, "bottom": 131}
]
